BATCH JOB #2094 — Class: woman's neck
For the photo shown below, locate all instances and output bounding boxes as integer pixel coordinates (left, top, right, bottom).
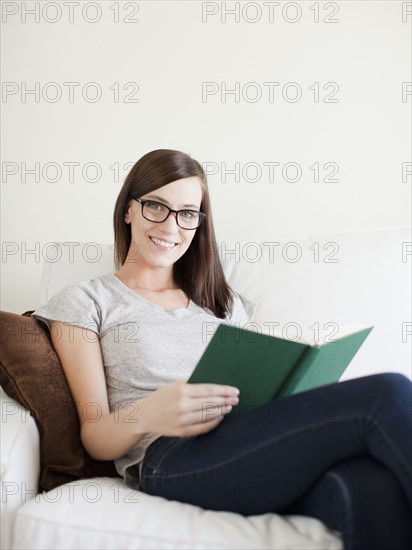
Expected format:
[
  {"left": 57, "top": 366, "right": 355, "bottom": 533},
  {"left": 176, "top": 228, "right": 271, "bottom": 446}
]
[{"left": 115, "top": 264, "right": 177, "bottom": 292}]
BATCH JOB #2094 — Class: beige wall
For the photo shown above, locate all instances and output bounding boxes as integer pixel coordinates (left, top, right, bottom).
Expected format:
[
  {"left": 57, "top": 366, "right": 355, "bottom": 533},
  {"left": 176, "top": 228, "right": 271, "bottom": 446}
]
[{"left": 1, "top": 1, "right": 411, "bottom": 312}]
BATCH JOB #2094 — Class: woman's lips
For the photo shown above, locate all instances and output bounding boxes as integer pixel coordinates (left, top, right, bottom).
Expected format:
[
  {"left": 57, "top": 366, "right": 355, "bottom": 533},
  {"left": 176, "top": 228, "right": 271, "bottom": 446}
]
[{"left": 149, "top": 236, "right": 178, "bottom": 250}]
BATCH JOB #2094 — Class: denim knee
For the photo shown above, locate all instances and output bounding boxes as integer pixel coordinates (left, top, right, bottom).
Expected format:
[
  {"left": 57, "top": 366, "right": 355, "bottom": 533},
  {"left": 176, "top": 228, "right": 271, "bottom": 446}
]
[
  {"left": 287, "top": 456, "right": 412, "bottom": 550},
  {"left": 357, "top": 372, "right": 410, "bottom": 397}
]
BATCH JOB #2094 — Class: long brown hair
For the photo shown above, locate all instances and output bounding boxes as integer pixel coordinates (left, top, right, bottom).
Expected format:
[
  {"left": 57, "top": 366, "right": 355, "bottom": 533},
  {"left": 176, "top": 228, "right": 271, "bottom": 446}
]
[{"left": 113, "top": 149, "right": 234, "bottom": 318}]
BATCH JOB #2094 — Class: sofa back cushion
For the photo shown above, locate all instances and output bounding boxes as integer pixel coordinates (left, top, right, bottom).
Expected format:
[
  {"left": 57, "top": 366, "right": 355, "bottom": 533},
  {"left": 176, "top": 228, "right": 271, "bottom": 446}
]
[{"left": 39, "top": 229, "right": 411, "bottom": 380}]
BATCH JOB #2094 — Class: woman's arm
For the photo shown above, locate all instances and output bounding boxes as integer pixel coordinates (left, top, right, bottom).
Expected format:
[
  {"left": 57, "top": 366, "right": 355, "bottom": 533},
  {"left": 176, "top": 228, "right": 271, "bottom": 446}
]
[{"left": 50, "top": 322, "right": 239, "bottom": 461}]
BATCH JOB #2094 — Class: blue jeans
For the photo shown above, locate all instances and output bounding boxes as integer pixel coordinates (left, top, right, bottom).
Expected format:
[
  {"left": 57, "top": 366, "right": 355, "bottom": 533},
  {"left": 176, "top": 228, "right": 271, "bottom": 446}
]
[{"left": 140, "top": 373, "right": 412, "bottom": 549}]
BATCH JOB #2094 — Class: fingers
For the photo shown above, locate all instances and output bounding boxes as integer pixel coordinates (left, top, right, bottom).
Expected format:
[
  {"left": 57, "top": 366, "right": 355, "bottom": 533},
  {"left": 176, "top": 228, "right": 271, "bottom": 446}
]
[
  {"left": 178, "top": 414, "right": 225, "bottom": 437},
  {"left": 176, "top": 381, "right": 240, "bottom": 413},
  {"left": 154, "top": 381, "right": 239, "bottom": 438},
  {"left": 189, "top": 395, "right": 238, "bottom": 413},
  {"left": 194, "top": 400, "right": 234, "bottom": 418},
  {"left": 173, "top": 381, "right": 240, "bottom": 410},
  {"left": 185, "top": 382, "right": 240, "bottom": 398},
  {"left": 170, "top": 394, "right": 233, "bottom": 437}
]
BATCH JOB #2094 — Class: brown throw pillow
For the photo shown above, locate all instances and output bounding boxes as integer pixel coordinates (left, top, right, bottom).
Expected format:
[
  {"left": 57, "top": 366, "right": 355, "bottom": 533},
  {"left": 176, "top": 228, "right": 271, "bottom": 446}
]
[{"left": 0, "top": 310, "right": 118, "bottom": 491}]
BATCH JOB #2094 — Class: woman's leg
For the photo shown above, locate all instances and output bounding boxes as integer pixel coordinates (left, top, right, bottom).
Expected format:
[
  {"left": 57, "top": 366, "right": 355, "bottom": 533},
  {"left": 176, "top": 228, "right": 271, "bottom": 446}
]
[
  {"left": 286, "top": 456, "right": 412, "bottom": 550},
  {"left": 141, "top": 373, "right": 412, "bottom": 518}
]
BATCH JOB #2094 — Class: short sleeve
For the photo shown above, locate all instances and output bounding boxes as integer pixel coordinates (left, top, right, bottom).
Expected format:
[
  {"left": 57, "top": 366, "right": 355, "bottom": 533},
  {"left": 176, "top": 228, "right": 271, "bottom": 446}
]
[
  {"left": 32, "top": 283, "right": 101, "bottom": 335},
  {"left": 226, "top": 292, "right": 257, "bottom": 326}
]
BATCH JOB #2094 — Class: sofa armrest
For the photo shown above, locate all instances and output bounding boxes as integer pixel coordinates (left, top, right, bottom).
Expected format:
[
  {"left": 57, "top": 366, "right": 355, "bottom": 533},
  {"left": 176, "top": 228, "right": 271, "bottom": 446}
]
[{"left": 1, "top": 386, "right": 40, "bottom": 550}]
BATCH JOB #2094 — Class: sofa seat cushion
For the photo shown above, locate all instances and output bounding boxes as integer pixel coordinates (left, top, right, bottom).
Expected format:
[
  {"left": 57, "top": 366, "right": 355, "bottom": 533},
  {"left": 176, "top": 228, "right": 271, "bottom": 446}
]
[
  {"left": 13, "top": 477, "right": 342, "bottom": 550},
  {"left": 0, "top": 388, "right": 40, "bottom": 550}
]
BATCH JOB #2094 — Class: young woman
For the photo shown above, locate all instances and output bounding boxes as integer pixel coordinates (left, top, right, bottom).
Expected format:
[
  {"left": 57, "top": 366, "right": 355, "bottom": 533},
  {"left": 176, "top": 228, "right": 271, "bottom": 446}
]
[{"left": 33, "top": 149, "right": 412, "bottom": 549}]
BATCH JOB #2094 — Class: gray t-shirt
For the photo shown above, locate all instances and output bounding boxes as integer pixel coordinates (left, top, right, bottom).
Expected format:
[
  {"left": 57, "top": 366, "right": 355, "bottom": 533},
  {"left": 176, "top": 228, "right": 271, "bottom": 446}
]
[{"left": 32, "top": 273, "right": 256, "bottom": 489}]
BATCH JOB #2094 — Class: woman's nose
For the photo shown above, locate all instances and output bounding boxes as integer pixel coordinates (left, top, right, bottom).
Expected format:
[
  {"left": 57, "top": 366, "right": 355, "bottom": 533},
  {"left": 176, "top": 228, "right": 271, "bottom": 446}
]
[{"left": 160, "top": 211, "right": 180, "bottom": 231}]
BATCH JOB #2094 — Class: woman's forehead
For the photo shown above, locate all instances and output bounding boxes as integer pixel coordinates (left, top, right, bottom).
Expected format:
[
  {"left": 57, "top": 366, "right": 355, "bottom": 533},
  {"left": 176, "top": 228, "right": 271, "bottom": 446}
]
[{"left": 144, "top": 177, "right": 203, "bottom": 204}]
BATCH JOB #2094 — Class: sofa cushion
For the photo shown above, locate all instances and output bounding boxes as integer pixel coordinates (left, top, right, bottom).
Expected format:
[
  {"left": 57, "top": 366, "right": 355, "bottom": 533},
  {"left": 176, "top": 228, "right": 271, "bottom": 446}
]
[
  {"left": 0, "top": 310, "right": 117, "bottom": 491},
  {"left": 13, "top": 478, "right": 342, "bottom": 549},
  {"left": 0, "top": 387, "right": 40, "bottom": 550}
]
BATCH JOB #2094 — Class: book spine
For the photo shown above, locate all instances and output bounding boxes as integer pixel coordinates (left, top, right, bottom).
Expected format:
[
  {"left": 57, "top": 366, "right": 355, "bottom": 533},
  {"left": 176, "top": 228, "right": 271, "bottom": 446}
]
[{"left": 275, "top": 346, "right": 321, "bottom": 399}]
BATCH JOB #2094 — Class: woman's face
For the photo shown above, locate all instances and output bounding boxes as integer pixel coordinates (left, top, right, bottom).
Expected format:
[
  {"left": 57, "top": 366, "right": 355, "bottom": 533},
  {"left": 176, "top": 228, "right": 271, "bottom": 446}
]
[{"left": 125, "top": 176, "right": 203, "bottom": 270}]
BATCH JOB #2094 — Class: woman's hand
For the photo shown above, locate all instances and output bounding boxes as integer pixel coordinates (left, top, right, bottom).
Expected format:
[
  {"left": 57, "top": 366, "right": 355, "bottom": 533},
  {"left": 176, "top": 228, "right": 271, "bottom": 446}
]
[{"left": 138, "top": 380, "right": 240, "bottom": 437}]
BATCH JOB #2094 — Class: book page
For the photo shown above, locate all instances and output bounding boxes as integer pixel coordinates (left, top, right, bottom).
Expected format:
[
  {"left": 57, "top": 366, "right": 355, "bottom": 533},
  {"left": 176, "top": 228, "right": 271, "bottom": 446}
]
[{"left": 245, "top": 322, "right": 371, "bottom": 347}]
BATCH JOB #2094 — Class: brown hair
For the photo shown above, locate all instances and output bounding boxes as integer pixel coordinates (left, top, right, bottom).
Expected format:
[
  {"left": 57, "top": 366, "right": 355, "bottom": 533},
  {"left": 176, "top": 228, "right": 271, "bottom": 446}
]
[{"left": 113, "top": 149, "right": 234, "bottom": 318}]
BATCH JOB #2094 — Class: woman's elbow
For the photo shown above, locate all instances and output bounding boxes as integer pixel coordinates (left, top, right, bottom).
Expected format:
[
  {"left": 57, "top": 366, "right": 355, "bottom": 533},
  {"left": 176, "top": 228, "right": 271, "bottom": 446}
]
[{"left": 80, "top": 421, "right": 116, "bottom": 461}]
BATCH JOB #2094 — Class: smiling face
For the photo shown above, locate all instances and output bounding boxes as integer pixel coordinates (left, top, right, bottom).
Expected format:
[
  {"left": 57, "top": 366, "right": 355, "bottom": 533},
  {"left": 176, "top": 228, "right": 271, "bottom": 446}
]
[{"left": 124, "top": 176, "right": 204, "bottom": 271}]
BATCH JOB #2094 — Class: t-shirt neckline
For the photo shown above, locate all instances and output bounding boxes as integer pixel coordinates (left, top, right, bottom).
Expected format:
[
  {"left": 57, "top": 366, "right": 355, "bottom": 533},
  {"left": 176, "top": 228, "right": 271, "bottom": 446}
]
[{"left": 110, "top": 273, "right": 194, "bottom": 315}]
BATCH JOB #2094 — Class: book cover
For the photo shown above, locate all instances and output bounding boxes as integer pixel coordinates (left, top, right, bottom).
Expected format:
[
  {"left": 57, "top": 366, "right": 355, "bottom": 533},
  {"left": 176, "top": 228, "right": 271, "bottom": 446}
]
[{"left": 188, "top": 323, "right": 373, "bottom": 415}]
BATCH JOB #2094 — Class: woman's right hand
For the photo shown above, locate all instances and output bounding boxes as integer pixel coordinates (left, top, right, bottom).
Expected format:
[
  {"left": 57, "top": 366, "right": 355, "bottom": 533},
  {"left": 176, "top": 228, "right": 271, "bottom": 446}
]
[
  {"left": 51, "top": 322, "right": 238, "bottom": 458},
  {"left": 138, "top": 380, "right": 240, "bottom": 437}
]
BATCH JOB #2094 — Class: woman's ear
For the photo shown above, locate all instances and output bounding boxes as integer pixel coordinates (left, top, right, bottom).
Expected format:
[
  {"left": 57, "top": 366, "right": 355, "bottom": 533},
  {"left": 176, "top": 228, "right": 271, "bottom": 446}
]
[{"left": 124, "top": 203, "right": 131, "bottom": 224}]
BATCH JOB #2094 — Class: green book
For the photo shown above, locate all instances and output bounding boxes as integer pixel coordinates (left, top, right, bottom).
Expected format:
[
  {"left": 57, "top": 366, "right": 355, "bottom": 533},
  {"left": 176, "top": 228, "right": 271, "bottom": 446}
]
[{"left": 188, "top": 324, "right": 373, "bottom": 415}]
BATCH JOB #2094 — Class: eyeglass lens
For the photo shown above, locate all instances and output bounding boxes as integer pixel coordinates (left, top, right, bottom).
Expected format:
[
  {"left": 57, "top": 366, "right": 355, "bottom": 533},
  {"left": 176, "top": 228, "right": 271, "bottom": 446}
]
[{"left": 143, "top": 201, "right": 201, "bottom": 229}]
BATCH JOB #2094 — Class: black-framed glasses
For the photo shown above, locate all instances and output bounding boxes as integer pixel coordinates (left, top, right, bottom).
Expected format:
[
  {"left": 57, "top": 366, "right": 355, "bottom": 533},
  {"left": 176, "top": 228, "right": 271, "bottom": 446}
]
[{"left": 131, "top": 198, "right": 206, "bottom": 230}]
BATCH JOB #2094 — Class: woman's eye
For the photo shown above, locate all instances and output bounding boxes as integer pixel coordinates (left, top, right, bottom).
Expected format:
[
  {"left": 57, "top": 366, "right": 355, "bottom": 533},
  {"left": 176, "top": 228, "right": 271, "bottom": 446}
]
[
  {"left": 181, "top": 211, "right": 195, "bottom": 218},
  {"left": 147, "top": 202, "right": 164, "bottom": 211}
]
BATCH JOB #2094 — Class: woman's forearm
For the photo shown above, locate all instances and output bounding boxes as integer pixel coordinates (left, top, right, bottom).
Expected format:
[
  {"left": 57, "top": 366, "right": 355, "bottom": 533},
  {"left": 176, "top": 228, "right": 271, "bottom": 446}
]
[
  {"left": 80, "top": 398, "right": 149, "bottom": 461},
  {"left": 81, "top": 380, "right": 238, "bottom": 460}
]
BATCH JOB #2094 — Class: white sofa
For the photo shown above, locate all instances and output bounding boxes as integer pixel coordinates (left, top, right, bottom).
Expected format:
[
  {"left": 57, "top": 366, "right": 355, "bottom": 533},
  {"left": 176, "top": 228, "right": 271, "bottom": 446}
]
[{"left": 1, "top": 226, "right": 411, "bottom": 550}]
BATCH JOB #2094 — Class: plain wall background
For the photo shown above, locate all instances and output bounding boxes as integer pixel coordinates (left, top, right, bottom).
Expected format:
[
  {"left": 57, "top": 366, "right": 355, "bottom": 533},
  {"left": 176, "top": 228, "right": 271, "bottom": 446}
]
[{"left": 1, "top": 0, "right": 411, "bottom": 312}]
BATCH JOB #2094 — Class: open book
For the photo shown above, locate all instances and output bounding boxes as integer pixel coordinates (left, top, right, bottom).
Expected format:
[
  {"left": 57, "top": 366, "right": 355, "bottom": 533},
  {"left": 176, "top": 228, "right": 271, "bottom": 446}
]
[{"left": 188, "top": 323, "right": 373, "bottom": 414}]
